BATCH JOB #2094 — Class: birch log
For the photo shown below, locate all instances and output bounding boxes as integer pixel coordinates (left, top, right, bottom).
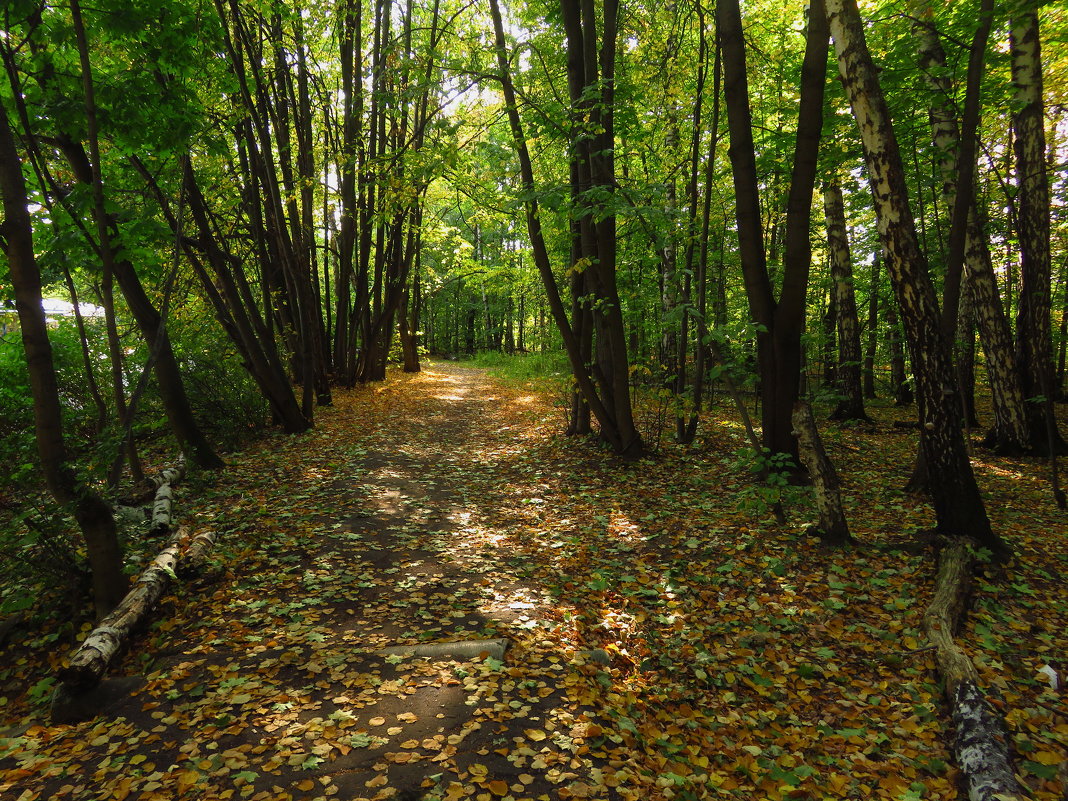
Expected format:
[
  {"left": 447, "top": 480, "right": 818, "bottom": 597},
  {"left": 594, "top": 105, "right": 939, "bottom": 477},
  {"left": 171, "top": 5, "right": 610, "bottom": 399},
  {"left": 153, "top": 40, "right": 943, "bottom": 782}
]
[
  {"left": 54, "top": 530, "right": 185, "bottom": 703},
  {"left": 150, "top": 457, "right": 186, "bottom": 535},
  {"left": 115, "top": 457, "right": 186, "bottom": 524},
  {"left": 923, "top": 539, "right": 1025, "bottom": 801},
  {"left": 178, "top": 529, "right": 218, "bottom": 576},
  {"left": 147, "top": 456, "right": 185, "bottom": 491}
]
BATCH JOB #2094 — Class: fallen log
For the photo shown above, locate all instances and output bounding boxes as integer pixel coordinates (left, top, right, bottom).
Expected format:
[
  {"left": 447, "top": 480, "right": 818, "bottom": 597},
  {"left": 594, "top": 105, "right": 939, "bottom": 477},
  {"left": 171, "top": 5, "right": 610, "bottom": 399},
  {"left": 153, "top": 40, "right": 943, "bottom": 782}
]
[
  {"left": 792, "top": 400, "right": 852, "bottom": 546},
  {"left": 150, "top": 458, "right": 187, "bottom": 536},
  {"left": 51, "top": 529, "right": 190, "bottom": 721},
  {"left": 178, "top": 529, "right": 218, "bottom": 576},
  {"left": 117, "top": 455, "right": 187, "bottom": 507},
  {"left": 923, "top": 539, "right": 1025, "bottom": 801},
  {"left": 52, "top": 523, "right": 218, "bottom": 720},
  {"left": 146, "top": 456, "right": 185, "bottom": 492},
  {"left": 114, "top": 458, "right": 187, "bottom": 527}
]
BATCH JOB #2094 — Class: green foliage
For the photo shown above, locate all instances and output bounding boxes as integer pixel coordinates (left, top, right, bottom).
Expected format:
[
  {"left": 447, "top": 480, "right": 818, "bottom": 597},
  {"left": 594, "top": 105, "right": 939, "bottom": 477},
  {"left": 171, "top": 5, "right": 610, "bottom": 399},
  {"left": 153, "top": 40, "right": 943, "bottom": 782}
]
[
  {"left": 730, "top": 446, "right": 803, "bottom": 519},
  {"left": 0, "top": 316, "right": 109, "bottom": 489},
  {"left": 170, "top": 310, "right": 270, "bottom": 451},
  {"left": 462, "top": 351, "right": 570, "bottom": 382},
  {"left": 0, "top": 331, "right": 37, "bottom": 489},
  {"left": 0, "top": 505, "right": 86, "bottom": 620}
]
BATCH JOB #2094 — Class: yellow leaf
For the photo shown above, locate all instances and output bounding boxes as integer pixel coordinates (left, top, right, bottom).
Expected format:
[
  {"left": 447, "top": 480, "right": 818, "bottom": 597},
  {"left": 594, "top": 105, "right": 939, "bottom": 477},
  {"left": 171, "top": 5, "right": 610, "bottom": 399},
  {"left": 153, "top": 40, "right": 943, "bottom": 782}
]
[
  {"left": 297, "top": 779, "right": 315, "bottom": 791},
  {"left": 397, "top": 712, "right": 418, "bottom": 723},
  {"left": 487, "top": 779, "right": 509, "bottom": 796},
  {"left": 176, "top": 770, "right": 200, "bottom": 791},
  {"left": 1034, "top": 751, "right": 1062, "bottom": 765},
  {"left": 365, "top": 774, "right": 388, "bottom": 788},
  {"left": 111, "top": 778, "right": 133, "bottom": 801},
  {"left": 369, "top": 717, "right": 386, "bottom": 726},
  {"left": 525, "top": 729, "right": 547, "bottom": 741}
]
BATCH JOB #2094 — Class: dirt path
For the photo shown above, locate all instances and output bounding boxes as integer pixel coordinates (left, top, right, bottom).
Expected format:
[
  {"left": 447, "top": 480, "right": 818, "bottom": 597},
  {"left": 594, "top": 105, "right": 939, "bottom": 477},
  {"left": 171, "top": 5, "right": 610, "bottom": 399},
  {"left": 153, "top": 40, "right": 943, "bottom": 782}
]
[
  {"left": 0, "top": 364, "right": 616, "bottom": 801},
  {"left": 6, "top": 364, "right": 1066, "bottom": 800}
]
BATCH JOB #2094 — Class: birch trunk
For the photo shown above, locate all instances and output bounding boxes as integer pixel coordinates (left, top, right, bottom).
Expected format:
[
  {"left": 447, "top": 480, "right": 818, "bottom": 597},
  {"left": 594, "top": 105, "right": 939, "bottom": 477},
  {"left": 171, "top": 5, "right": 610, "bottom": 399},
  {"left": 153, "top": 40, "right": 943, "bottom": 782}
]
[
  {"left": 824, "top": 182, "right": 869, "bottom": 421},
  {"left": 911, "top": 0, "right": 1030, "bottom": 454},
  {"left": 825, "top": 0, "right": 1008, "bottom": 559},
  {"left": 1011, "top": 3, "right": 1066, "bottom": 454}
]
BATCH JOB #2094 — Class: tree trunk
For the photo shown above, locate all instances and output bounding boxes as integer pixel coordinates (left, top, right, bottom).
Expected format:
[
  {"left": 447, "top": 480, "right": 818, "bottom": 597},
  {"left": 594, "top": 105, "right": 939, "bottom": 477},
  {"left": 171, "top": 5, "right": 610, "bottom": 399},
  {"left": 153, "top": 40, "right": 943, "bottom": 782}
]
[
  {"left": 683, "top": 35, "right": 723, "bottom": 444},
  {"left": 912, "top": 0, "right": 1030, "bottom": 454},
  {"left": 792, "top": 400, "right": 852, "bottom": 545},
  {"left": 885, "top": 296, "right": 912, "bottom": 405},
  {"left": 956, "top": 276, "right": 979, "bottom": 428},
  {"left": 0, "top": 99, "right": 127, "bottom": 619},
  {"left": 824, "top": 181, "right": 869, "bottom": 421},
  {"left": 863, "top": 253, "right": 879, "bottom": 399},
  {"left": 822, "top": 290, "right": 837, "bottom": 388},
  {"left": 716, "top": 0, "right": 828, "bottom": 466},
  {"left": 561, "top": 0, "right": 643, "bottom": 456},
  {"left": 489, "top": 0, "right": 641, "bottom": 456},
  {"left": 399, "top": 261, "right": 422, "bottom": 373},
  {"left": 1011, "top": 3, "right": 1066, "bottom": 454},
  {"left": 173, "top": 162, "right": 310, "bottom": 433},
  {"left": 825, "top": 0, "right": 1009, "bottom": 560}
]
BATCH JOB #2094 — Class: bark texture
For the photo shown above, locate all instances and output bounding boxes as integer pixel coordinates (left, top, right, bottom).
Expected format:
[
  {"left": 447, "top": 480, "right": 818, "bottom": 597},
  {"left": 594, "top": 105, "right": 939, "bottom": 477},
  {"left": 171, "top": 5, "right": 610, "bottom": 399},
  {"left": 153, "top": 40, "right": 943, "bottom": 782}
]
[
  {"left": 54, "top": 529, "right": 186, "bottom": 711},
  {"left": 488, "top": 0, "right": 641, "bottom": 455},
  {"left": 922, "top": 540, "right": 1026, "bottom": 801},
  {"left": 0, "top": 100, "right": 127, "bottom": 619},
  {"left": 824, "top": 182, "right": 869, "bottom": 421},
  {"left": 716, "top": 0, "right": 828, "bottom": 464},
  {"left": 911, "top": 0, "right": 1029, "bottom": 454},
  {"left": 825, "top": 0, "right": 1008, "bottom": 560},
  {"left": 791, "top": 400, "right": 852, "bottom": 545},
  {"left": 1011, "top": 3, "right": 1066, "bottom": 454},
  {"left": 150, "top": 460, "right": 186, "bottom": 536}
]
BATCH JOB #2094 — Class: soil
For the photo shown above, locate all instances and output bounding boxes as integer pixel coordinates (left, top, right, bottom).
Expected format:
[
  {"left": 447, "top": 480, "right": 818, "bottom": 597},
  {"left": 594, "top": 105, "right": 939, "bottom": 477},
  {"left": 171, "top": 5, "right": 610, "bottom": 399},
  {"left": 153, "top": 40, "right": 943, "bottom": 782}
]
[
  {"left": 2, "top": 362, "right": 1066, "bottom": 801},
  {"left": 0, "top": 364, "right": 616, "bottom": 801}
]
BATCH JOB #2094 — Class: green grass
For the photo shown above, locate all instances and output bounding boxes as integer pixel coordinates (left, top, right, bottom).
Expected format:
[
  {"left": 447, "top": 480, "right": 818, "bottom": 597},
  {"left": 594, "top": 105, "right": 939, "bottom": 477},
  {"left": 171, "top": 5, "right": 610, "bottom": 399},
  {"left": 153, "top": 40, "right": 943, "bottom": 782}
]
[{"left": 458, "top": 350, "right": 571, "bottom": 382}]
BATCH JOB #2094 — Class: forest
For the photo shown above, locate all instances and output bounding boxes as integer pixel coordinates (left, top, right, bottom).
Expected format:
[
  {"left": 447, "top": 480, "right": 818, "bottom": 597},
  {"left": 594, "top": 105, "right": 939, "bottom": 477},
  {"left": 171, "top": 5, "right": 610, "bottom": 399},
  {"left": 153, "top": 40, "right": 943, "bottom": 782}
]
[{"left": 1, "top": 0, "right": 1067, "bottom": 799}]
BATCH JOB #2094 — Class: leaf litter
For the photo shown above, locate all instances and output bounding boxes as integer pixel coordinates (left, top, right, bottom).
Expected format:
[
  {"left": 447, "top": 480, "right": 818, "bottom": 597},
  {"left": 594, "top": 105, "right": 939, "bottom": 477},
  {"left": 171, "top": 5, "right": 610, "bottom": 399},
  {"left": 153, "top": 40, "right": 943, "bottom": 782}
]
[{"left": 0, "top": 362, "right": 1066, "bottom": 800}]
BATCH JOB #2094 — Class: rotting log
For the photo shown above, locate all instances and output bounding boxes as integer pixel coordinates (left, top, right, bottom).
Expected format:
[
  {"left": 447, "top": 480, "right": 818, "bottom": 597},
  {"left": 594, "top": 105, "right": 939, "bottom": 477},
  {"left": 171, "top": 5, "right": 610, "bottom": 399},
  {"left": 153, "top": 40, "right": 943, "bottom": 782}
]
[
  {"left": 150, "top": 458, "right": 186, "bottom": 535},
  {"left": 114, "top": 457, "right": 187, "bottom": 525},
  {"left": 51, "top": 529, "right": 189, "bottom": 721},
  {"left": 923, "top": 538, "right": 1025, "bottom": 801},
  {"left": 178, "top": 529, "right": 218, "bottom": 576},
  {"left": 146, "top": 456, "right": 185, "bottom": 492},
  {"left": 791, "top": 400, "right": 852, "bottom": 545}
]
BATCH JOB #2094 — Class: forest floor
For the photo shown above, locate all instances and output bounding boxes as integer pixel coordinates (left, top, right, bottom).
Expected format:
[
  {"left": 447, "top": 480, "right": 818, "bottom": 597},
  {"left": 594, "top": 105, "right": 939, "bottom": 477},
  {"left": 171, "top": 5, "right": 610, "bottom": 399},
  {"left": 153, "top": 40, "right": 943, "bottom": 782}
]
[{"left": 1, "top": 361, "right": 1066, "bottom": 801}]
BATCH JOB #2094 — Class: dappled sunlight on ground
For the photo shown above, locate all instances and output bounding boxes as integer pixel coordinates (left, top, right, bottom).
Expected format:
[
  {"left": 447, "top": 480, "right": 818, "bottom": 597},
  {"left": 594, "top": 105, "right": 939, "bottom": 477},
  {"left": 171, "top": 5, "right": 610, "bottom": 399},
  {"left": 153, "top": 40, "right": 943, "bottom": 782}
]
[{"left": 1, "top": 364, "right": 1065, "bottom": 800}]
